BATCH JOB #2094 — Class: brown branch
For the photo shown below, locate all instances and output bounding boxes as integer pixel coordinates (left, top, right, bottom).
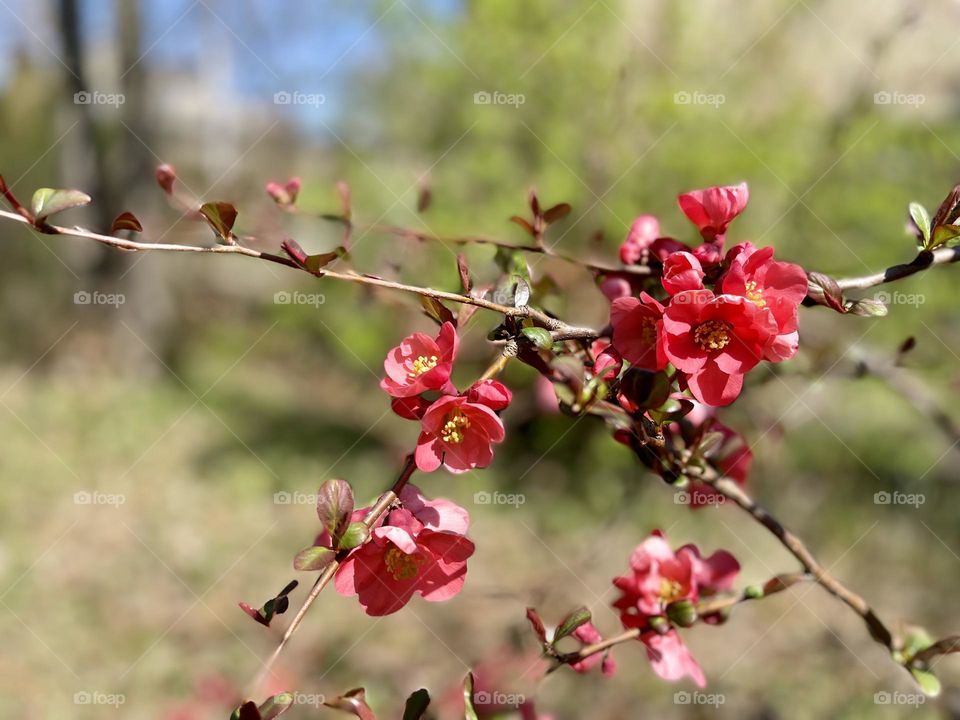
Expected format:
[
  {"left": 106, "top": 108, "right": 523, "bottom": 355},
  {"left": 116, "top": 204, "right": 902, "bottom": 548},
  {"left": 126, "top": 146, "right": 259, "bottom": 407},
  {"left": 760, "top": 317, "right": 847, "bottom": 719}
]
[
  {"left": 911, "top": 636, "right": 960, "bottom": 667},
  {"left": 836, "top": 247, "right": 960, "bottom": 291}
]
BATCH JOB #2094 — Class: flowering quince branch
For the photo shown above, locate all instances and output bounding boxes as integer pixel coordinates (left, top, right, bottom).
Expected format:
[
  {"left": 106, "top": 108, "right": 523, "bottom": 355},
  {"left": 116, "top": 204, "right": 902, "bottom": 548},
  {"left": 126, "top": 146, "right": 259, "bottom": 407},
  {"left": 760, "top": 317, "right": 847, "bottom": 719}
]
[{"left": 5, "top": 167, "right": 960, "bottom": 708}]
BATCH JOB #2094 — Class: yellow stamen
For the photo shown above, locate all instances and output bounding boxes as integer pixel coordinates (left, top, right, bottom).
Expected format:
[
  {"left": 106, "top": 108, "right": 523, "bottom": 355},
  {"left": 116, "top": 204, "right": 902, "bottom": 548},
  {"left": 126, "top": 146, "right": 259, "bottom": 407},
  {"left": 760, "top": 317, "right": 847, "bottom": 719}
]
[
  {"left": 383, "top": 547, "right": 423, "bottom": 580},
  {"left": 744, "top": 280, "right": 766, "bottom": 308},
  {"left": 693, "top": 320, "right": 732, "bottom": 351},
  {"left": 660, "top": 578, "right": 684, "bottom": 602},
  {"left": 408, "top": 354, "right": 439, "bottom": 378},
  {"left": 440, "top": 410, "right": 471, "bottom": 444}
]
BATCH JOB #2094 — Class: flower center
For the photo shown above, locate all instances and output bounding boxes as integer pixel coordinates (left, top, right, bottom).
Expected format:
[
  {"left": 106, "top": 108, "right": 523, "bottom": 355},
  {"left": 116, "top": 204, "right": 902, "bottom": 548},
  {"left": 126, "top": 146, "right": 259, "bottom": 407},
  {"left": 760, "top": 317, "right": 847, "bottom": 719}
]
[
  {"left": 744, "top": 280, "right": 766, "bottom": 308},
  {"left": 408, "top": 354, "right": 439, "bottom": 378},
  {"left": 383, "top": 547, "right": 424, "bottom": 580},
  {"left": 693, "top": 320, "right": 732, "bottom": 352},
  {"left": 440, "top": 410, "right": 471, "bottom": 444},
  {"left": 659, "top": 578, "right": 684, "bottom": 602}
]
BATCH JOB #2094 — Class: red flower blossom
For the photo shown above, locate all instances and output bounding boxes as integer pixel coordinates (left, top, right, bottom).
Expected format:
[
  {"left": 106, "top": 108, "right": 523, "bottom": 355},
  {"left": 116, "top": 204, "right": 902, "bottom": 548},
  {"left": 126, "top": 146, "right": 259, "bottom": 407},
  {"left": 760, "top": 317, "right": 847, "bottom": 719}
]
[
  {"left": 661, "top": 289, "right": 776, "bottom": 406},
  {"left": 415, "top": 393, "right": 507, "bottom": 473},
  {"left": 721, "top": 242, "right": 808, "bottom": 362},
  {"left": 641, "top": 629, "right": 706, "bottom": 687},
  {"left": 619, "top": 214, "right": 660, "bottom": 264},
  {"left": 380, "top": 321, "right": 459, "bottom": 398},
  {"left": 677, "top": 182, "right": 749, "bottom": 243},
  {"left": 334, "top": 486, "right": 474, "bottom": 616},
  {"left": 610, "top": 292, "right": 666, "bottom": 370},
  {"left": 661, "top": 251, "right": 705, "bottom": 295}
]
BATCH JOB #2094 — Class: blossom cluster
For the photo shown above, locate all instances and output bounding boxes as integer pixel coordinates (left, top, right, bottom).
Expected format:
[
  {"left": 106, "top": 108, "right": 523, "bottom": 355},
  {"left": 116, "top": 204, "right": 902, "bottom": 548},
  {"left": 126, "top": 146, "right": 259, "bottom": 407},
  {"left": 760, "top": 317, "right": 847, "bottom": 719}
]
[
  {"left": 611, "top": 530, "right": 740, "bottom": 686},
  {"left": 380, "top": 321, "right": 512, "bottom": 473},
  {"left": 605, "top": 183, "right": 808, "bottom": 406}
]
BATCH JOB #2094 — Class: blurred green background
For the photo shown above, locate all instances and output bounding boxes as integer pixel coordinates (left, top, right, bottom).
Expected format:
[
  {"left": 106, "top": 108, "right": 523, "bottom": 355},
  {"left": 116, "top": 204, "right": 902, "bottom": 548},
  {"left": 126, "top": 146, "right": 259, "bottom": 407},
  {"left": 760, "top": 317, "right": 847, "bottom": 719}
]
[{"left": 1, "top": 1, "right": 960, "bottom": 718}]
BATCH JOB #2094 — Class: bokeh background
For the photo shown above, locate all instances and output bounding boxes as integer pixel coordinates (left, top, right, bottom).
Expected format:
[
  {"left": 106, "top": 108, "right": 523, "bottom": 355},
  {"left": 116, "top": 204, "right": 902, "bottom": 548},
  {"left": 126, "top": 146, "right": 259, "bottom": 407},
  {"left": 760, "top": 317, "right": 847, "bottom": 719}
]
[{"left": 1, "top": 1, "right": 960, "bottom": 718}]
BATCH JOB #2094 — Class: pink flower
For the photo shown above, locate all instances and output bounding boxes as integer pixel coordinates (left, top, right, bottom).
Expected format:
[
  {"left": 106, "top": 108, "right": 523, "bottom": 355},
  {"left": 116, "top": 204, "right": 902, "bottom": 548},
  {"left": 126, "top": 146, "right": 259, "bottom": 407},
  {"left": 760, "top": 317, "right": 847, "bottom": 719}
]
[
  {"left": 570, "top": 622, "right": 618, "bottom": 677},
  {"left": 619, "top": 215, "right": 661, "bottom": 264},
  {"left": 721, "top": 242, "right": 808, "bottom": 362},
  {"left": 661, "top": 251, "right": 705, "bottom": 295},
  {"left": 677, "top": 182, "right": 749, "bottom": 243},
  {"left": 381, "top": 322, "right": 459, "bottom": 398},
  {"left": 265, "top": 176, "right": 302, "bottom": 207},
  {"left": 661, "top": 289, "right": 776, "bottom": 406},
  {"left": 610, "top": 292, "right": 666, "bottom": 370},
  {"left": 599, "top": 275, "right": 632, "bottom": 301},
  {"left": 334, "top": 486, "right": 474, "bottom": 616},
  {"left": 415, "top": 393, "right": 507, "bottom": 473},
  {"left": 591, "top": 340, "right": 623, "bottom": 380},
  {"left": 641, "top": 630, "right": 706, "bottom": 687}
]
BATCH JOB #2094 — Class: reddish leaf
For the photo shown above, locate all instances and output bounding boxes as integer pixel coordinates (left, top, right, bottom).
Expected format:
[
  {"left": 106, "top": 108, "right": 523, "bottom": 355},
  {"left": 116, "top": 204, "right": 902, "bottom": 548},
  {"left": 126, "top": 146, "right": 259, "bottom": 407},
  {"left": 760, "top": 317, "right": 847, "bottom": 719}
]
[
  {"left": 324, "top": 688, "right": 377, "bottom": 720},
  {"left": 155, "top": 164, "right": 176, "bottom": 195},
  {"left": 317, "top": 478, "right": 355, "bottom": 541},
  {"left": 280, "top": 239, "right": 309, "bottom": 267},
  {"left": 509, "top": 215, "right": 536, "bottom": 237},
  {"left": 199, "top": 201, "right": 238, "bottom": 242},
  {"left": 110, "top": 211, "right": 143, "bottom": 233},
  {"left": 542, "top": 202, "right": 572, "bottom": 224},
  {"left": 336, "top": 180, "right": 352, "bottom": 221},
  {"left": 420, "top": 295, "right": 456, "bottom": 326},
  {"left": 457, "top": 253, "right": 472, "bottom": 293},
  {"left": 526, "top": 607, "right": 548, "bottom": 644},
  {"left": 416, "top": 182, "right": 432, "bottom": 213}
]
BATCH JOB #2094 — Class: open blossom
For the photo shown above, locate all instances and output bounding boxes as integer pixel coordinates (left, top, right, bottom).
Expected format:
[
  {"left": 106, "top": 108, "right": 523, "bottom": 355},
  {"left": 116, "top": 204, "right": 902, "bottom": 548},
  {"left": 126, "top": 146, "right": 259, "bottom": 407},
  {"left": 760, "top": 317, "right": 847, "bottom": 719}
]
[
  {"left": 610, "top": 292, "right": 666, "bottom": 370},
  {"left": 415, "top": 381, "right": 510, "bottom": 473},
  {"left": 334, "top": 485, "right": 474, "bottom": 616},
  {"left": 570, "top": 622, "right": 617, "bottom": 677},
  {"left": 380, "top": 321, "right": 459, "bottom": 398},
  {"left": 721, "top": 242, "right": 808, "bottom": 362},
  {"left": 677, "top": 182, "right": 749, "bottom": 243},
  {"left": 611, "top": 530, "right": 739, "bottom": 687},
  {"left": 661, "top": 289, "right": 777, "bottom": 406}
]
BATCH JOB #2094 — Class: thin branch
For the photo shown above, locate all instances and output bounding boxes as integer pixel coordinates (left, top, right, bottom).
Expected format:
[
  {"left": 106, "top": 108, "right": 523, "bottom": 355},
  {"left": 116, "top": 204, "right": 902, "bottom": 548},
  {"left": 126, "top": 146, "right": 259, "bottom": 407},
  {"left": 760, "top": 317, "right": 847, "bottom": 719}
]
[{"left": 836, "top": 247, "right": 960, "bottom": 290}]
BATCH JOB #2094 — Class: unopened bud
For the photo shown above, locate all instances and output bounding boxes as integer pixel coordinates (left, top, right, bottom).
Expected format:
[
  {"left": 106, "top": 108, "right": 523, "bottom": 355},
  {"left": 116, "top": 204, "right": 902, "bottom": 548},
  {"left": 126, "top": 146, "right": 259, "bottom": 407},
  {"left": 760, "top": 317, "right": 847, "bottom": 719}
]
[{"left": 666, "top": 599, "right": 698, "bottom": 628}]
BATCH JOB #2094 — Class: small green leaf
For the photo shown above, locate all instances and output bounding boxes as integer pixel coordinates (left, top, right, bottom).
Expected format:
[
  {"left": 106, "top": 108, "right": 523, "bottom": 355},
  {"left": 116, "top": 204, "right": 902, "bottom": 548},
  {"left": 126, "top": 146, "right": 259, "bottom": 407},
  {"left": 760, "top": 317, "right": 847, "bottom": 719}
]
[
  {"left": 463, "top": 673, "right": 479, "bottom": 720},
  {"left": 199, "top": 201, "right": 238, "bottom": 241},
  {"left": 293, "top": 545, "right": 335, "bottom": 572},
  {"left": 339, "top": 521, "right": 369, "bottom": 550},
  {"left": 931, "top": 223, "right": 960, "bottom": 248},
  {"left": 522, "top": 327, "right": 552, "bottom": 350},
  {"left": 909, "top": 202, "right": 931, "bottom": 246},
  {"left": 553, "top": 606, "right": 591, "bottom": 642},
  {"left": 259, "top": 692, "right": 294, "bottom": 719},
  {"left": 402, "top": 688, "right": 431, "bottom": 720},
  {"left": 512, "top": 277, "right": 531, "bottom": 307},
  {"left": 31, "top": 188, "right": 91, "bottom": 222},
  {"left": 910, "top": 667, "right": 941, "bottom": 697},
  {"left": 845, "top": 298, "right": 888, "bottom": 317}
]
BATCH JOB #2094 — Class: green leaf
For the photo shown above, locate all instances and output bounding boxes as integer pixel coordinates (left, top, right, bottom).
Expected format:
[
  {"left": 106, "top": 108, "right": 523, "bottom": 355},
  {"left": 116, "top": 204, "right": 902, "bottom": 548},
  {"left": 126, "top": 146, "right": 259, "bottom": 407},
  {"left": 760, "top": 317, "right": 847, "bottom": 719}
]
[
  {"left": 931, "top": 223, "right": 960, "bottom": 248},
  {"left": 199, "top": 201, "right": 238, "bottom": 241},
  {"left": 697, "top": 431, "right": 725, "bottom": 458},
  {"left": 110, "top": 211, "right": 142, "bottom": 233},
  {"left": 338, "top": 521, "right": 370, "bottom": 550},
  {"left": 402, "top": 689, "right": 431, "bottom": 720},
  {"left": 31, "top": 188, "right": 91, "bottom": 222},
  {"left": 553, "top": 606, "right": 591, "bottom": 642},
  {"left": 293, "top": 545, "right": 335, "bottom": 572},
  {"left": 462, "top": 673, "right": 479, "bottom": 720},
  {"left": 317, "top": 478, "right": 355, "bottom": 542},
  {"left": 304, "top": 246, "right": 348, "bottom": 273},
  {"left": 909, "top": 202, "right": 931, "bottom": 246},
  {"left": 512, "top": 277, "right": 531, "bottom": 307},
  {"left": 258, "top": 692, "right": 294, "bottom": 720},
  {"left": 845, "top": 298, "right": 888, "bottom": 317},
  {"left": 521, "top": 326, "right": 552, "bottom": 350},
  {"left": 910, "top": 667, "right": 941, "bottom": 697}
]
